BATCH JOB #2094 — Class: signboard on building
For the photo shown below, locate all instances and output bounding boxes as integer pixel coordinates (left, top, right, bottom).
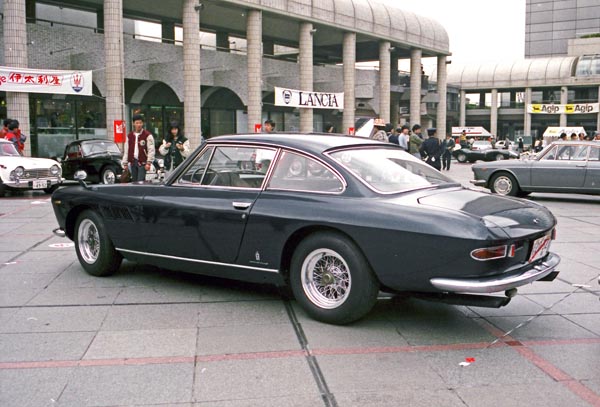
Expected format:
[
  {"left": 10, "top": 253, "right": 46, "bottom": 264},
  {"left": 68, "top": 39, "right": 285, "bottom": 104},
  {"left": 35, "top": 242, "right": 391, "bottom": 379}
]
[
  {"left": 274, "top": 87, "right": 344, "bottom": 110},
  {"left": 527, "top": 103, "right": 599, "bottom": 114},
  {"left": 451, "top": 126, "right": 492, "bottom": 137},
  {"left": 113, "top": 120, "right": 125, "bottom": 143},
  {"left": 0, "top": 66, "right": 92, "bottom": 96}
]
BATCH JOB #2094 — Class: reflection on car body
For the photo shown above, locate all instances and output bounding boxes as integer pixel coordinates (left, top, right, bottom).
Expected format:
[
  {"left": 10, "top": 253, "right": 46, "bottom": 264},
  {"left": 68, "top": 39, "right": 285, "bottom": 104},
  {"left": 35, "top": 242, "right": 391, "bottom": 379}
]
[
  {"left": 471, "top": 141, "right": 600, "bottom": 196},
  {"left": 52, "top": 134, "right": 561, "bottom": 324}
]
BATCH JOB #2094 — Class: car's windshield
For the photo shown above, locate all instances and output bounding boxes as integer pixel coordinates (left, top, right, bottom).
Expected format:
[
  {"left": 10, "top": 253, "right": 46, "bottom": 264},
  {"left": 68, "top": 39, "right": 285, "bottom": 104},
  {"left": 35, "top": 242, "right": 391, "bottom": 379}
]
[
  {"left": 329, "top": 147, "right": 456, "bottom": 193},
  {"left": 0, "top": 142, "right": 21, "bottom": 157},
  {"left": 81, "top": 141, "right": 121, "bottom": 156}
]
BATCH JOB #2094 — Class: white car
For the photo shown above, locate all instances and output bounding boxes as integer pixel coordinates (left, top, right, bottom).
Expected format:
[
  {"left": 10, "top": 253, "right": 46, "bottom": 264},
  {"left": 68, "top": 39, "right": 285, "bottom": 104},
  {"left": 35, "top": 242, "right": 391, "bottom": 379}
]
[
  {"left": 0, "top": 139, "right": 63, "bottom": 196},
  {"left": 470, "top": 140, "right": 493, "bottom": 151}
]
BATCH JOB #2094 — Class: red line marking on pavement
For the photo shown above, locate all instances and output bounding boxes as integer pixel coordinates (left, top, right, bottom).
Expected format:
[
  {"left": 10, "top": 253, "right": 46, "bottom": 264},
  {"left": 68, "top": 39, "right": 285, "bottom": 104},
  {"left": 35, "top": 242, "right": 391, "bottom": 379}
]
[
  {"left": 310, "top": 341, "right": 504, "bottom": 357},
  {"left": 478, "top": 320, "right": 600, "bottom": 406},
  {"left": 196, "top": 350, "right": 307, "bottom": 363}
]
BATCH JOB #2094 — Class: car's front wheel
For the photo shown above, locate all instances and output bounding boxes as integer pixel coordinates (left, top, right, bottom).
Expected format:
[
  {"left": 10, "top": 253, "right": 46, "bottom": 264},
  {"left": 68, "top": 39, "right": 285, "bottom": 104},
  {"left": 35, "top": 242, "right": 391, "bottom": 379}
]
[
  {"left": 101, "top": 166, "right": 117, "bottom": 184},
  {"left": 290, "top": 232, "right": 379, "bottom": 324},
  {"left": 490, "top": 172, "right": 520, "bottom": 196},
  {"left": 75, "top": 210, "right": 122, "bottom": 276},
  {"left": 456, "top": 152, "right": 467, "bottom": 163}
]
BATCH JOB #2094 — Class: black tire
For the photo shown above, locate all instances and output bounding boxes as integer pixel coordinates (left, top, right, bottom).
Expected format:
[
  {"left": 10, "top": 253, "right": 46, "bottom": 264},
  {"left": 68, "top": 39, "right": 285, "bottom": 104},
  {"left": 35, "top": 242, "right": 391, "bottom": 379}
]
[
  {"left": 74, "top": 210, "right": 122, "bottom": 276},
  {"left": 290, "top": 232, "right": 379, "bottom": 325},
  {"left": 490, "top": 172, "right": 520, "bottom": 197},
  {"left": 456, "top": 152, "right": 467, "bottom": 163},
  {"left": 100, "top": 166, "right": 117, "bottom": 184}
]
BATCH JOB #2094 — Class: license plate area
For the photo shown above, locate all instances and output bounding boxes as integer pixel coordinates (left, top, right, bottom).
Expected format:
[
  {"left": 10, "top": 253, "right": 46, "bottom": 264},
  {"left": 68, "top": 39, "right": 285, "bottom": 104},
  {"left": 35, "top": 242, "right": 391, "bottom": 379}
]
[
  {"left": 529, "top": 234, "right": 551, "bottom": 263},
  {"left": 32, "top": 180, "right": 48, "bottom": 189}
]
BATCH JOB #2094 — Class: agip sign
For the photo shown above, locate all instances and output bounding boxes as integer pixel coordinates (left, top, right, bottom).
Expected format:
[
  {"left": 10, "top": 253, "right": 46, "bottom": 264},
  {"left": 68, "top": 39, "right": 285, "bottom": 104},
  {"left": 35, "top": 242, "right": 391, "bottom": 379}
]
[
  {"left": 527, "top": 103, "right": 599, "bottom": 114},
  {"left": 275, "top": 87, "right": 344, "bottom": 110}
]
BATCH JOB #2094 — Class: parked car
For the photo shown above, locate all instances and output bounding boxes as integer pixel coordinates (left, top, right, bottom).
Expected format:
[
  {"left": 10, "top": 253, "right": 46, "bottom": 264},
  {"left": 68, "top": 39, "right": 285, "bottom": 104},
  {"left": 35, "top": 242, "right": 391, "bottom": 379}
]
[
  {"left": 60, "top": 139, "right": 123, "bottom": 184},
  {"left": 51, "top": 134, "right": 560, "bottom": 324},
  {"left": 470, "top": 140, "right": 493, "bottom": 151},
  {"left": 494, "top": 140, "right": 517, "bottom": 151},
  {"left": 0, "top": 139, "right": 62, "bottom": 197},
  {"left": 471, "top": 141, "right": 600, "bottom": 196},
  {"left": 453, "top": 146, "right": 519, "bottom": 163}
]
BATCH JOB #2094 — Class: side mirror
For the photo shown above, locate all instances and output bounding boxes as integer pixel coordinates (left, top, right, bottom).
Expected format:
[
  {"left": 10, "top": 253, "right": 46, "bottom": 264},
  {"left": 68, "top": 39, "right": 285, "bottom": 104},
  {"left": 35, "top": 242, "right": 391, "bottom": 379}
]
[{"left": 74, "top": 170, "right": 88, "bottom": 180}]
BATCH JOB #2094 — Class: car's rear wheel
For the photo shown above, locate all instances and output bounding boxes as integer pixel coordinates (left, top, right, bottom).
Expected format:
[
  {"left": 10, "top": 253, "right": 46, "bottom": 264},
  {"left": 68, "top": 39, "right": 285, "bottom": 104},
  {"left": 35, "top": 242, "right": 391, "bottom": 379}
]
[
  {"left": 290, "top": 232, "right": 379, "bottom": 325},
  {"left": 101, "top": 166, "right": 117, "bottom": 184},
  {"left": 490, "top": 172, "right": 520, "bottom": 196},
  {"left": 75, "top": 210, "right": 122, "bottom": 276},
  {"left": 495, "top": 153, "right": 505, "bottom": 161},
  {"left": 456, "top": 152, "right": 467, "bottom": 163}
]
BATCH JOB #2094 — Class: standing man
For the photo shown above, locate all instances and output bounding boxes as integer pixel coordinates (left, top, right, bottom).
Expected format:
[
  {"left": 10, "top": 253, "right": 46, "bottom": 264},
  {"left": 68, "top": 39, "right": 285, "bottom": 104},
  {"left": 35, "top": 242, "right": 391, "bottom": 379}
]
[
  {"left": 390, "top": 124, "right": 409, "bottom": 151},
  {"left": 0, "top": 119, "right": 10, "bottom": 139},
  {"left": 441, "top": 133, "right": 455, "bottom": 170},
  {"left": 122, "top": 114, "right": 155, "bottom": 182},
  {"left": 264, "top": 119, "right": 276, "bottom": 133},
  {"left": 419, "top": 128, "right": 443, "bottom": 170}
]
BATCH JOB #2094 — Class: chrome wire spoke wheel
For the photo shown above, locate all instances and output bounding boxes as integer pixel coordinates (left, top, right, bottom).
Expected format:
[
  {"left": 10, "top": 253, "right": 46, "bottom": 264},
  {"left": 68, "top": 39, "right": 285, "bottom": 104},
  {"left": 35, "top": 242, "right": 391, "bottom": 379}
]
[
  {"left": 103, "top": 169, "right": 116, "bottom": 184},
  {"left": 493, "top": 175, "right": 513, "bottom": 195},
  {"left": 301, "top": 248, "right": 352, "bottom": 309},
  {"left": 78, "top": 219, "right": 100, "bottom": 264}
]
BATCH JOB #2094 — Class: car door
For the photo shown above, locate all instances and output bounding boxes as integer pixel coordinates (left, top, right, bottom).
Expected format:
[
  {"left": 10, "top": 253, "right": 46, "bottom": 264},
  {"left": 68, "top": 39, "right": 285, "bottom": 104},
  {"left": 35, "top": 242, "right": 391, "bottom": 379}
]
[
  {"left": 583, "top": 145, "right": 600, "bottom": 192},
  {"left": 61, "top": 143, "right": 82, "bottom": 179},
  {"left": 530, "top": 144, "right": 588, "bottom": 190},
  {"left": 139, "top": 144, "right": 277, "bottom": 264}
]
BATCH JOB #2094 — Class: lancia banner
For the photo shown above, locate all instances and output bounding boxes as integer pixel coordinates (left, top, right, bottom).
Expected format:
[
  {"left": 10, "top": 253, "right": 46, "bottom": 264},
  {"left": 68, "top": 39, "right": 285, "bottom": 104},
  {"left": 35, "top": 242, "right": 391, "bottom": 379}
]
[
  {"left": 527, "top": 103, "right": 599, "bottom": 114},
  {"left": 0, "top": 66, "right": 92, "bottom": 96},
  {"left": 275, "top": 87, "right": 344, "bottom": 110}
]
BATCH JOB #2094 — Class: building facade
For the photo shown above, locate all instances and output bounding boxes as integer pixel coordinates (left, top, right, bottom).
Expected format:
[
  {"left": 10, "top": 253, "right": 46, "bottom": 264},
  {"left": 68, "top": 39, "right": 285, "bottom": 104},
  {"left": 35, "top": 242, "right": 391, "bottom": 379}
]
[{"left": 1, "top": 0, "right": 451, "bottom": 157}]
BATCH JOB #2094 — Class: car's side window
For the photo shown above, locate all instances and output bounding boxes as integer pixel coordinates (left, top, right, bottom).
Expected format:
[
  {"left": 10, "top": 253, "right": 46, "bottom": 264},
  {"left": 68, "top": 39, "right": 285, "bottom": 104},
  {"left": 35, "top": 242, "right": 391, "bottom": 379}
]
[
  {"left": 199, "top": 146, "right": 276, "bottom": 188},
  {"left": 267, "top": 151, "right": 344, "bottom": 193},
  {"left": 589, "top": 146, "right": 600, "bottom": 162},
  {"left": 541, "top": 146, "right": 557, "bottom": 160},
  {"left": 571, "top": 146, "right": 589, "bottom": 161},
  {"left": 66, "top": 144, "right": 81, "bottom": 160},
  {"left": 177, "top": 147, "right": 214, "bottom": 184}
]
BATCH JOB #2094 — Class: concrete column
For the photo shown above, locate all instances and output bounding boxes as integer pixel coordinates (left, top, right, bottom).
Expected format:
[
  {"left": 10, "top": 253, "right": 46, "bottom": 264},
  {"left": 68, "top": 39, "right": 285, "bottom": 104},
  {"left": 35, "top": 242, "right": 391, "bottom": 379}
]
[
  {"left": 378, "top": 41, "right": 391, "bottom": 123},
  {"left": 524, "top": 88, "right": 532, "bottom": 139},
  {"left": 299, "top": 22, "right": 314, "bottom": 132},
  {"left": 436, "top": 55, "right": 448, "bottom": 137},
  {"left": 246, "top": 10, "right": 262, "bottom": 133},
  {"left": 342, "top": 32, "right": 356, "bottom": 134},
  {"left": 104, "top": 0, "right": 124, "bottom": 143},
  {"left": 3, "top": 0, "right": 31, "bottom": 155},
  {"left": 490, "top": 89, "right": 498, "bottom": 136},
  {"left": 559, "top": 86, "right": 568, "bottom": 127},
  {"left": 183, "top": 0, "right": 202, "bottom": 144},
  {"left": 409, "top": 48, "right": 422, "bottom": 126},
  {"left": 390, "top": 54, "right": 399, "bottom": 125},
  {"left": 459, "top": 90, "right": 466, "bottom": 127}
]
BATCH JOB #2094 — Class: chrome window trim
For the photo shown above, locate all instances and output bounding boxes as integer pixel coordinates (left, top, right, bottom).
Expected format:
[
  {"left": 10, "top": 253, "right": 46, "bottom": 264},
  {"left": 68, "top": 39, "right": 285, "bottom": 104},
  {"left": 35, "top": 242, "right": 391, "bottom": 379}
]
[{"left": 116, "top": 248, "right": 279, "bottom": 273}]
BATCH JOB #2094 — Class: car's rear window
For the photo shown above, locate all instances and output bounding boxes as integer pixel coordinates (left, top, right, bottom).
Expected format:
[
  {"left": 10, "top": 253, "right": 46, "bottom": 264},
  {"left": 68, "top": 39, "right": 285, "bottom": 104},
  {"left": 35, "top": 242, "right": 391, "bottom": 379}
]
[
  {"left": 329, "top": 147, "right": 455, "bottom": 193},
  {"left": 81, "top": 141, "right": 121, "bottom": 156}
]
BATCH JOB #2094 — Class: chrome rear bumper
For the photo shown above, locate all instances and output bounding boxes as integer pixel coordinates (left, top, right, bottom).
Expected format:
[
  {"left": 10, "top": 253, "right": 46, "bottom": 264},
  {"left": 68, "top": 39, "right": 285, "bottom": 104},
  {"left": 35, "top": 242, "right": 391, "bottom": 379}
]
[{"left": 430, "top": 252, "right": 560, "bottom": 293}]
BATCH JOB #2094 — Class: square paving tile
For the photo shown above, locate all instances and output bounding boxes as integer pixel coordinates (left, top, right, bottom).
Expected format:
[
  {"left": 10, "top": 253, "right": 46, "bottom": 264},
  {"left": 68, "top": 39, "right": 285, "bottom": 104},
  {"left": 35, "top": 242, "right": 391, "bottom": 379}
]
[
  {"left": 485, "top": 315, "right": 599, "bottom": 341},
  {"left": 84, "top": 328, "right": 198, "bottom": 359},
  {"left": 58, "top": 363, "right": 194, "bottom": 406},
  {"left": 0, "top": 306, "right": 109, "bottom": 333},
  {"left": 456, "top": 383, "right": 592, "bottom": 407},
  {"left": 193, "top": 358, "right": 318, "bottom": 402},
  {"left": 196, "top": 300, "right": 290, "bottom": 327},
  {"left": 0, "top": 332, "right": 95, "bottom": 362},
  {"left": 101, "top": 303, "right": 202, "bottom": 330},
  {"left": 196, "top": 323, "right": 301, "bottom": 355},
  {"left": 0, "top": 367, "right": 75, "bottom": 407},
  {"left": 531, "top": 343, "right": 600, "bottom": 381}
]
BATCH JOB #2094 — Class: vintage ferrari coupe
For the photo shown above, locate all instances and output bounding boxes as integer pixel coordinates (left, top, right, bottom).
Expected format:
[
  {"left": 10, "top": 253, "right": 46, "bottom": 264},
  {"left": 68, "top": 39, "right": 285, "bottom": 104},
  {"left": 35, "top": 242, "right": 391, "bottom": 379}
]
[{"left": 52, "top": 134, "right": 560, "bottom": 324}]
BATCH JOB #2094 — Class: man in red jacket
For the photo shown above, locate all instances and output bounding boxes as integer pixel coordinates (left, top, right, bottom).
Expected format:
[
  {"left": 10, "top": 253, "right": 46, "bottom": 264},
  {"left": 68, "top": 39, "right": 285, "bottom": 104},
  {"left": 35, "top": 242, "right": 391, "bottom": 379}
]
[{"left": 122, "top": 114, "right": 155, "bottom": 182}]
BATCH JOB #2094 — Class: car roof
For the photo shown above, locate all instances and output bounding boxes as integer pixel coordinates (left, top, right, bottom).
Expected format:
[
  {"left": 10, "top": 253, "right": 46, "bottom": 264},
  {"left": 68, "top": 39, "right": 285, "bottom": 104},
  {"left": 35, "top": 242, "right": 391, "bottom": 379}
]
[
  {"left": 206, "top": 133, "right": 391, "bottom": 155},
  {"left": 550, "top": 141, "right": 598, "bottom": 146},
  {"left": 73, "top": 139, "right": 118, "bottom": 144}
]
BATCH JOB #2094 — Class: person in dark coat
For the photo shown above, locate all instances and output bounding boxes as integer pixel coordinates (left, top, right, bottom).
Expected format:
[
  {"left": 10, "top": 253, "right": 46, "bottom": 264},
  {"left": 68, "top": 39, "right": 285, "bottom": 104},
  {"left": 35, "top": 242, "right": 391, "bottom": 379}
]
[
  {"left": 419, "top": 128, "right": 443, "bottom": 170},
  {"left": 159, "top": 122, "right": 191, "bottom": 173}
]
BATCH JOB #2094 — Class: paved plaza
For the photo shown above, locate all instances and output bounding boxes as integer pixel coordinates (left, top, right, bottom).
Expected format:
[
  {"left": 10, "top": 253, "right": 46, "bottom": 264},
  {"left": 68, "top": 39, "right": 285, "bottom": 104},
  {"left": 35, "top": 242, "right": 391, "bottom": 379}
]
[{"left": 1, "top": 162, "right": 599, "bottom": 407}]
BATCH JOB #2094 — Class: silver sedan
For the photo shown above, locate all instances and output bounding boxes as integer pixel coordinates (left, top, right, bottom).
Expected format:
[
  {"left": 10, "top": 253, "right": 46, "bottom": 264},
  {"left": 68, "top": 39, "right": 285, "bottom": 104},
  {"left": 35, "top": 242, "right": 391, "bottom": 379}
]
[{"left": 471, "top": 141, "right": 600, "bottom": 196}]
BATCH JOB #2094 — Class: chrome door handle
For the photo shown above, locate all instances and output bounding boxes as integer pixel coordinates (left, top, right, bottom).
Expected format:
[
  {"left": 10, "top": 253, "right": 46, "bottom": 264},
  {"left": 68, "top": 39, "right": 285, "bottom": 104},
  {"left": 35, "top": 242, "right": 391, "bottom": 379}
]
[{"left": 232, "top": 201, "right": 252, "bottom": 210}]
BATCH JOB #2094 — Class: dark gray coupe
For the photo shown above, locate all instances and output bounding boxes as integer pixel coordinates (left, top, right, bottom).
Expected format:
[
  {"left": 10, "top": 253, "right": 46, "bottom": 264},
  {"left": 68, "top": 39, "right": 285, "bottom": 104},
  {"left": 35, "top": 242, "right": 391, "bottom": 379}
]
[
  {"left": 471, "top": 141, "right": 600, "bottom": 196},
  {"left": 52, "top": 134, "right": 561, "bottom": 324}
]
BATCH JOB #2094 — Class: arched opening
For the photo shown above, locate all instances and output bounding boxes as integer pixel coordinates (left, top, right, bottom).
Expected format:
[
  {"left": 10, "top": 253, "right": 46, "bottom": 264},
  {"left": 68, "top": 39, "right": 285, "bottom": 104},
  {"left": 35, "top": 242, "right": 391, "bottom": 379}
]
[{"left": 202, "top": 86, "right": 244, "bottom": 138}]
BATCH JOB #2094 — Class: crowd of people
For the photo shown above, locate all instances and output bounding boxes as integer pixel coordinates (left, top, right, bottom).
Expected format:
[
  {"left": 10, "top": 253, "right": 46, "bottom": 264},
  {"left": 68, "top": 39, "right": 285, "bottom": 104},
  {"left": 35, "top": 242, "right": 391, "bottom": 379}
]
[{"left": 0, "top": 118, "right": 27, "bottom": 155}]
